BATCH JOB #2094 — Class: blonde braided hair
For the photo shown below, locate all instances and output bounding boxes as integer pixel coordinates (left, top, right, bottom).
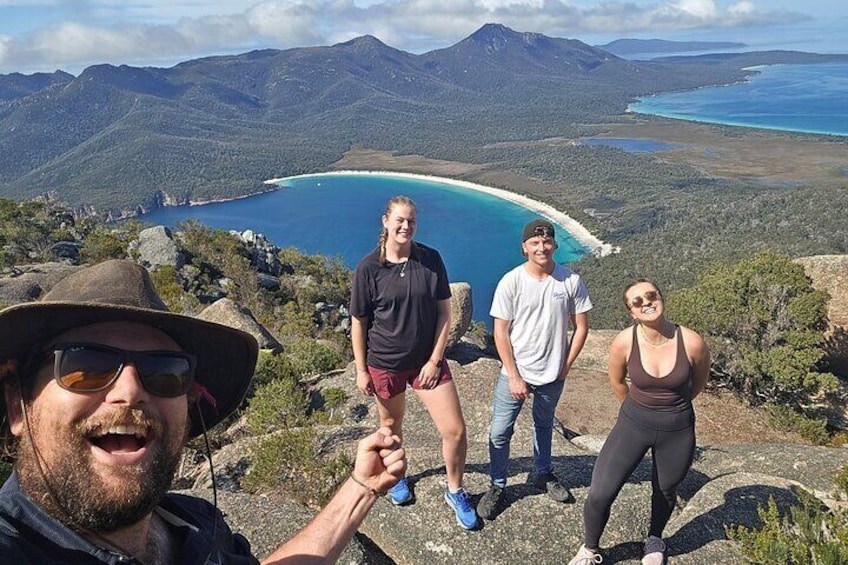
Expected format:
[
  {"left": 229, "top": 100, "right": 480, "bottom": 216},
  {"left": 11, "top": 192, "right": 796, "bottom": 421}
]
[{"left": 378, "top": 195, "right": 416, "bottom": 264}]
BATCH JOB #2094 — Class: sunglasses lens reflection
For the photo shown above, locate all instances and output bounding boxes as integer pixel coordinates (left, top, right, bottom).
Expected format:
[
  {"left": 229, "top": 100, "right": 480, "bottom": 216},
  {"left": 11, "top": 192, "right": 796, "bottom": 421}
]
[
  {"left": 57, "top": 347, "right": 121, "bottom": 390},
  {"left": 55, "top": 345, "right": 193, "bottom": 397}
]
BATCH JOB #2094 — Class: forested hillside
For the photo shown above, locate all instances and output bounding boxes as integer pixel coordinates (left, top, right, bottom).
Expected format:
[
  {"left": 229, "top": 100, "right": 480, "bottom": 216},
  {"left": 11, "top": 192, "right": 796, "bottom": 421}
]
[
  {"left": 2, "top": 23, "right": 845, "bottom": 216},
  {"left": 2, "top": 23, "right": 847, "bottom": 326}
]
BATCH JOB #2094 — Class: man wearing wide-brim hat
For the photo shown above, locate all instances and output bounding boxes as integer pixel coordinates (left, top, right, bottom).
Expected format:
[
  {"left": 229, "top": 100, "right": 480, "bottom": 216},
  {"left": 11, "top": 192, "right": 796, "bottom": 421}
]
[{"left": 0, "top": 259, "right": 405, "bottom": 563}]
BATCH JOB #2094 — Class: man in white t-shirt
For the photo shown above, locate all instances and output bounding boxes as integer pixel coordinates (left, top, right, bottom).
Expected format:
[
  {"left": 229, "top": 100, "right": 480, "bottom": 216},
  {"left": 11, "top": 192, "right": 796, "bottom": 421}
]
[{"left": 477, "top": 219, "right": 592, "bottom": 521}]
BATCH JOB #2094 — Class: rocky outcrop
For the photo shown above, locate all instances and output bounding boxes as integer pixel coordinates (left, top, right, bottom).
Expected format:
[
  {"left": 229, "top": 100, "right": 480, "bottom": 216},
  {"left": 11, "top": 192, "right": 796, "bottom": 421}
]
[
  {"left": 181, "top": 349, "right": 847, "bottom": 565},
  {"left": 198, "top": 298, "right": 282, "bottom": 352},
  {"left": 238, "top": 229, "right": 287, "bottom": 277},
  {"left": 796, "top": 254, "right": 848, "bottom": 376},
  {"left": 572, "top": 329, "right": 617, "bottom": 373},
  {"left": 352, "top": 359, "right": 845, "bottom": 565},
  {"left": 447, "top": 282, "right": 472, "bottom": 349},
  {"left": 136, "top": 225, "right": 184, "bottom": 271},
  {"left": 0, "top": 262, "right": 84, "bottom": 305}
]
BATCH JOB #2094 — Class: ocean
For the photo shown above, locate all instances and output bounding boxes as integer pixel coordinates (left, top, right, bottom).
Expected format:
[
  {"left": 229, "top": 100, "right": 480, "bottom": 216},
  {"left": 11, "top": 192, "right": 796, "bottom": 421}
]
[
  {"left": 629, "top": 62, "right": 848, "bottom": 137},
  {"left": 141, "top": 173, "right": 588, "bottom": 327}
]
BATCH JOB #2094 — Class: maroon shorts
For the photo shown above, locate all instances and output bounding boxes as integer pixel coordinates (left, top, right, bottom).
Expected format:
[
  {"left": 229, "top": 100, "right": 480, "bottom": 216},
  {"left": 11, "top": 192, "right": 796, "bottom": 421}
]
[{"left": 368, "top": 362, "right": 453, "bottom": 400}]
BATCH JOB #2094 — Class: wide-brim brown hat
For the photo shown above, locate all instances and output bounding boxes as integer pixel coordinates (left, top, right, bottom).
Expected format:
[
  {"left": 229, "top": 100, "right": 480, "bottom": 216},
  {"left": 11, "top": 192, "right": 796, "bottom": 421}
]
[{"left": 0, "top": 259, "right": 258, "bottom": 438}]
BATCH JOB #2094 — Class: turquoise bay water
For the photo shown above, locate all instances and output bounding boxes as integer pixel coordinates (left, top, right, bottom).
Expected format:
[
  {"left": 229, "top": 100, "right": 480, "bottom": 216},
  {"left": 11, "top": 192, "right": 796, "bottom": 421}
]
[
  {"left": 142, "top": 174, "right": 588, "bottom": 326},
  {"left": 630, "top": 62, "right": 848, "bottom": 137}
]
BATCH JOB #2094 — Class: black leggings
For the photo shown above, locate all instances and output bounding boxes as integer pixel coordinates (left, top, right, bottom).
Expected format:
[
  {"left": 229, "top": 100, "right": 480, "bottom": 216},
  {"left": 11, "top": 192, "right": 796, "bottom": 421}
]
[{"left": 583, "top": 396, "right": 695, "bottom": 548}]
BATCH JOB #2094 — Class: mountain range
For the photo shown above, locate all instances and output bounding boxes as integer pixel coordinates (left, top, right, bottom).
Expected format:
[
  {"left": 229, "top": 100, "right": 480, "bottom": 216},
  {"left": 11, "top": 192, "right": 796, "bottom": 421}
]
[
  {"left": 1, "top": 23, "right": 845, "bottom": 217},
  {"left": 597, "top": 38, "right": 747, "bottom": 56}
]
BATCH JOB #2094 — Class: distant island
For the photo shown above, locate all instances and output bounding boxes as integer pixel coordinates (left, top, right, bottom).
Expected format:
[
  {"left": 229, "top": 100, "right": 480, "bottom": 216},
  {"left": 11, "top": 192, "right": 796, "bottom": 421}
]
[{"left": 598, "top": 38, "right": 747, "bottom": 56}]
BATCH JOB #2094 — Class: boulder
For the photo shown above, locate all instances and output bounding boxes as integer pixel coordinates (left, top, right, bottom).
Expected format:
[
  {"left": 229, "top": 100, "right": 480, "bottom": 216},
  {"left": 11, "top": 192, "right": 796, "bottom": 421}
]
[
  {"left": 137, "top": 225, "right": 184, "bottom": 271},
  {"left": 351, "top": 359, "right": 848, "bottom": 565},
  {"left": 47, "top": 241, "right": 81, "bottom": 262},
  {"left": 256, "top": 272, "right": 280, "bottom": 291},
  {"left": 796, "top": 254, "right": 848, "bottom": 376},
  {"left": 198, "top": 298, "right": 282, "bottom": 352},
  {"left": 447, "top": 282, "right": 472, "bottom": 350},
  {"left": 0, "top": 262, "right": 84, "bottom": 306}
]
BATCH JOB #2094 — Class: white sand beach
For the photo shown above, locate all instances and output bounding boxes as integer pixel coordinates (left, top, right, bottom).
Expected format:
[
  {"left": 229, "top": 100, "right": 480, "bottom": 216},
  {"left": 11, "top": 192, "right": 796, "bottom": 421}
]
[{"left": 265, "top": 170, "right": 618, "bottom": 257}]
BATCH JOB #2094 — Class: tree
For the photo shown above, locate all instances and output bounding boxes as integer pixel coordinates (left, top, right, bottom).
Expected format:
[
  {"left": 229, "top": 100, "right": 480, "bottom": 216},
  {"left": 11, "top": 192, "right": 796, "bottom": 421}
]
[{"left": 669, "top": 252, "right": 839, "bottom": 409}]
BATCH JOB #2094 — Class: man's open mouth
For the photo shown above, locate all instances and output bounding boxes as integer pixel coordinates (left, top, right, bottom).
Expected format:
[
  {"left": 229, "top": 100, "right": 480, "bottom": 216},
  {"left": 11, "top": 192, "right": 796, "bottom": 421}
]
[{"left": 88, "top": 424, "right": 149, "bottom": 453}]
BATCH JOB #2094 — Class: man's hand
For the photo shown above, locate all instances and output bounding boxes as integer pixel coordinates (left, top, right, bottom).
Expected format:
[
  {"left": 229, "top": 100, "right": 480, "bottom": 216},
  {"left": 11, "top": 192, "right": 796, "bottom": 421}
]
[
  {"left": 356, "top": 369, "right": 374, "bottom": 396},
  {"left": 557, "top": 361, "right": 571, "bottom": 381},
  {"left": 508, "top": 373, "right": 530, "bottom": 400},
  {"left": 352, "top": 426, "right": 406, "bottom": 494}
]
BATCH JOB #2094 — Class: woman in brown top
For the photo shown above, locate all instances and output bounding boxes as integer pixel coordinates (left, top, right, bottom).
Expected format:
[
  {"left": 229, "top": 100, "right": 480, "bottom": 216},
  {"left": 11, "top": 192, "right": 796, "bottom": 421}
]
[{"left": 567, "top": 279, "right": 710, "bottom": 565}]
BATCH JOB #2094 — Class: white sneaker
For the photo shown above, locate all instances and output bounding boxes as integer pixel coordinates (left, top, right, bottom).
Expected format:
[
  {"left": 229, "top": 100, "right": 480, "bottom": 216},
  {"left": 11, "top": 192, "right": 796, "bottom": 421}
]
[
  {"left": 641, "top": 536, "right": 666, "bottom": 565},
  {"left": 567, "top": 545, "right": 603, "bottom": 565}
]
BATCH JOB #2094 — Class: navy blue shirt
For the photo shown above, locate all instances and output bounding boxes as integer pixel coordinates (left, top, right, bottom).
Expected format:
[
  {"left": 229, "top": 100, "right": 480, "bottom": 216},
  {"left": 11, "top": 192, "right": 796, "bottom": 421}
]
[{"left": 0, "top": 472, "right": 257, "bottom": 564}]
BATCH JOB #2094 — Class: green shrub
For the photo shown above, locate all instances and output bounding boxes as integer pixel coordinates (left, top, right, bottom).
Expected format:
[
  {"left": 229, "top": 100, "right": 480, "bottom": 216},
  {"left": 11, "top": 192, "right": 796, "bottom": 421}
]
[
  {"left": 79, "top": 229, "right": 128, "bottom": 263},
  {"left": 321, "top": 387, "right": 348, "bottom": 410},
  {"left": 285, "top": 339, "right": 343, "bottom": 378},
  {"left": 670, "top": 252, "right": 838, "bottom": 411},
  {"left": 177, "top": 220, "right": 259, "bottom": 306},
  {"left": 766, "top": 404, "right": 831, "bottom": 445},
  {"left": 274, "top": 302, "right": 316, "bottom": 345},
  {"left": 0, "top": 199, "right": 75, "bottom": 263},
  {"left": 311, "top": 387, "right": 348, "bottom": 425},
  {"left": 277, "top": 248, "right": 351, "bottom": 305},
  {"left": 729, "top": 487, "right": 848, "bottom": 564},
  {"left": 251, "top": 350, "right": 297, "bottom": 388},
  {"left": 149, "top": 265, "right": 200, "bottom": 314},
  {"left": 244, "top": 427, "right": 351, "bottom": 506},
  {"left": 835, "top": 466, "right": 848, "bottom": 499},
  {"left": 244, "top": 377, "right": 310, "bottom": 435}
]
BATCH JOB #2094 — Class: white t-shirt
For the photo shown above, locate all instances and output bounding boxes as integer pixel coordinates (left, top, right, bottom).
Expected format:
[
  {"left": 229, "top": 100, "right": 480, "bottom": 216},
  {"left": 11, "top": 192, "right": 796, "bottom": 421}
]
[{"left": 490, "top": 263, "right": 592, "bottom": 385}]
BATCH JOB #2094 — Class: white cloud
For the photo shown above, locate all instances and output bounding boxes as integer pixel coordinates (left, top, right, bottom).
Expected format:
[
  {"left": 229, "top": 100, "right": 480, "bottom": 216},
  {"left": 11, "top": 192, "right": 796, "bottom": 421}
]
[
  {"left": 672, "top": 0, "right": 719, "bottom": 19},
  {"left": 728, "top": 2, "right": 755, "bottom": 17},
  {"left": 0, "top": 0, "right": 818, "bottom": 73}
]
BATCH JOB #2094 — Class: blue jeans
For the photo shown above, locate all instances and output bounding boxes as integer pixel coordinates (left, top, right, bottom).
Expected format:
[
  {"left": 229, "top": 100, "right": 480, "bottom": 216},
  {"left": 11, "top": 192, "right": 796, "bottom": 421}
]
[{"left": 488, "top": 370, "right": 565, "bottom": 488}]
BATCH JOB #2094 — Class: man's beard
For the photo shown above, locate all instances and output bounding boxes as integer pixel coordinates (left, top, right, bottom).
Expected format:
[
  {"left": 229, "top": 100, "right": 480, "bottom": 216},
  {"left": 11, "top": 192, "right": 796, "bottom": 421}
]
[{"left": 16, "top": 407, "right": 187, "bottom": 534}]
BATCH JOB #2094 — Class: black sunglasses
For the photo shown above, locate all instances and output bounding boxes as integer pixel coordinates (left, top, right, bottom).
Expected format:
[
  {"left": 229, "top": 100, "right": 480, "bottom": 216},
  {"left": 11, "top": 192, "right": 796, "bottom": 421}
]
[
  {"left": 629, "top": 290, "right": 662, "bottom": 309},
  {"left": 49, "top": 343, "right": 196, "bottom": 397}
]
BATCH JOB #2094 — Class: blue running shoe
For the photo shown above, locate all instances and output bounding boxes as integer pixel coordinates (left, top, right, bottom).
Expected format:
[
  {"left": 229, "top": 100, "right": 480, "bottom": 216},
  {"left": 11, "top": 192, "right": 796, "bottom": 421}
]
[
  {"left": 387, "top": 477, "right": 413, "bottom": 505},
  {"left": 444, "top": 488, "right": 480, "bottom": 530}
]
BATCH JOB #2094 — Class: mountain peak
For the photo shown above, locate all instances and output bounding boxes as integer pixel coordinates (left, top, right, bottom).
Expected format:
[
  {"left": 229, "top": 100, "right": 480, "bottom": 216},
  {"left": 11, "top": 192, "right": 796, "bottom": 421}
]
[
  {"left": 336, "top": 35, "right": 390, "bottom": 52},
  {"left": 460, "top": 23, "right": 572, "bottom": 56},
  {"left": 467, "top": 23, "right": 524, "bottom": 46}
]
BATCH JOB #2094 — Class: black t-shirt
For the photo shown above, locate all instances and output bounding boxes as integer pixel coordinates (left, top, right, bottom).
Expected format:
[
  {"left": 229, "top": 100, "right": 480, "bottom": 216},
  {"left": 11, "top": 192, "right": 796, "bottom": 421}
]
[{"left": 350, "top": 242, "right": 451, "bottom": 371}]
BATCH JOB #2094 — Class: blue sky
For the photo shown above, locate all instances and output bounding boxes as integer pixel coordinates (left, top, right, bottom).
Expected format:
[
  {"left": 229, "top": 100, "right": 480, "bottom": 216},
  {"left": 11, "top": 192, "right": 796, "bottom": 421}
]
[{"left": 1, "top": 1, "right": 846, "bottom": 74}]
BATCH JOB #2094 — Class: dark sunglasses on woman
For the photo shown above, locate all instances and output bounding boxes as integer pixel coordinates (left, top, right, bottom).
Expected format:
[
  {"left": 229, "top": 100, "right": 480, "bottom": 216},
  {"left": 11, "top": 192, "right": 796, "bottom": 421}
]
[{"left": 630, "top": 291, "right": 661, "bottom": 309}]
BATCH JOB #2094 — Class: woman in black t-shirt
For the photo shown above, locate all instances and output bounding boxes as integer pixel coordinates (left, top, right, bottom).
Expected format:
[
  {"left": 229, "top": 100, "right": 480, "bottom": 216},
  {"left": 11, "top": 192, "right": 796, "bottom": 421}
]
[{"left": 350, "top": 195, "right": 478, "bottom": 530}]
